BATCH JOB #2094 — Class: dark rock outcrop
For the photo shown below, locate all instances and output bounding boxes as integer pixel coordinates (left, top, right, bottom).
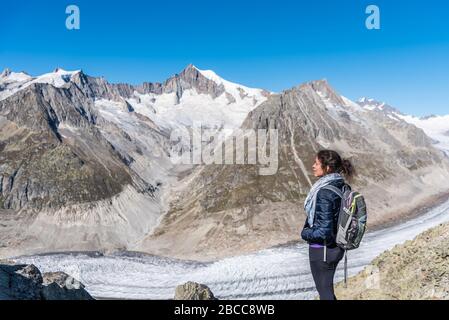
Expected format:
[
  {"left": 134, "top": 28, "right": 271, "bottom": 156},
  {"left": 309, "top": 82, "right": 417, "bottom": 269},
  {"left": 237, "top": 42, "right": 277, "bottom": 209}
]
[{"left": 0, "top": 263, "right": 94, "bottom": 300}]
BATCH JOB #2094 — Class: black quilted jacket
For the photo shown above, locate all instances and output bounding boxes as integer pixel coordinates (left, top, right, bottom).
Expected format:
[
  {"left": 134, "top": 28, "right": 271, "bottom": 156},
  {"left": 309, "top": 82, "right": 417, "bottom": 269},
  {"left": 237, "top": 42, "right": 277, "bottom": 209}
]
[{"left": 301, "top": 179, "right": 346, "bottom": 247}]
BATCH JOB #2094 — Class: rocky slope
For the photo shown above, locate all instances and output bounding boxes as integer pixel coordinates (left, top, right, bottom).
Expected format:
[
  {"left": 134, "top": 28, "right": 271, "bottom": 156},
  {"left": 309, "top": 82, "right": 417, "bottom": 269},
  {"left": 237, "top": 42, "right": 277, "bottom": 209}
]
[{"left": 335, "top": 221, "right": 449, "bottom": 300}]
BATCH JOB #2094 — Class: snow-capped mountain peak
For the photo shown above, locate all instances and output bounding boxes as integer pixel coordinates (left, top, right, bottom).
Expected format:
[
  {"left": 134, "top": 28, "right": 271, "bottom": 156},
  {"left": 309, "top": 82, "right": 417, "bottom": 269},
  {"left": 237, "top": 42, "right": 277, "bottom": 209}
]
[
  {"left": 0, "top": 68, "right": 82, "bottom": 101},
  {"left": 0, "top": 67, "right": 80, "bottom": 85},
  {"left": 194, "top": 65, "right": 271, "bottom": 100},
  {"left": 0, "top": 68, "right": 34, "bottom": 100},
  {"left": 34, "top": 68, "right": 81, "bottom": 87},
  {"left": 120, "top": 64, "right": 271, "bottom": 138},
  {"left": 0, "top": 68, "right": 32, "bottom": 83},
  {"left": 0, "top": 68, "right": 11, "bottom": 77}
]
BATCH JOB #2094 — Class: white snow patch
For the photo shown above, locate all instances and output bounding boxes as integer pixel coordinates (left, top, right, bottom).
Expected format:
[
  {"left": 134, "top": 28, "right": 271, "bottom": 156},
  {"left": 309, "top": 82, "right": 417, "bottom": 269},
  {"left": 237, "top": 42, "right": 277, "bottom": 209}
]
[
  {"left": 4, "top": 72, "right": 32, "bottom": 82},
  {"left": 387, "top": 114, "right": 399, "bottom": 121},
  {"left": 397, "top": 113, "right": 449, "bottom": 154},
  {"left": 125, "top": 85, "right": 267, "bottom": 142},
  {"left": 194, "top": 66, "right": 270, "bottom": 101},
  {"left": 0, "top": 68, "right": 80, "bottom": 101},
  {"left": 32, "top": 68, "right": 81, "bottom": 87}
]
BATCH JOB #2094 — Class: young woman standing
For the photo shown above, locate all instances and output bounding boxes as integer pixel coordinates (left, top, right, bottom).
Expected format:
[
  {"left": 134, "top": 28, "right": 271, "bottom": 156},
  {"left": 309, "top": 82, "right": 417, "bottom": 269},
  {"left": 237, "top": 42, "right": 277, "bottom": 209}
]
[{"left": 301, "top": 150, "right": 355, "bottom": 300}]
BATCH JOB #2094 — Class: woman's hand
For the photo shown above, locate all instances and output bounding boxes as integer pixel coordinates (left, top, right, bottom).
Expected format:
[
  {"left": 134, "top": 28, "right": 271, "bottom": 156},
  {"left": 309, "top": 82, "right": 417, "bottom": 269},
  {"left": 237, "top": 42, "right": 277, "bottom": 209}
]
[{"left": 301, "top": 227, "right": 311, "bottom": 242}]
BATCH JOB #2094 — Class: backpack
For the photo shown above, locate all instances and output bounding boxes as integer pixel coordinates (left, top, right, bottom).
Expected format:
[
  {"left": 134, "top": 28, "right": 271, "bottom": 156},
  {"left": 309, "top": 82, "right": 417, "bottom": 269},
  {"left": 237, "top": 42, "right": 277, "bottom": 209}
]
[{"left": 322, "top": 184, "right": 368, "bottom": 287}]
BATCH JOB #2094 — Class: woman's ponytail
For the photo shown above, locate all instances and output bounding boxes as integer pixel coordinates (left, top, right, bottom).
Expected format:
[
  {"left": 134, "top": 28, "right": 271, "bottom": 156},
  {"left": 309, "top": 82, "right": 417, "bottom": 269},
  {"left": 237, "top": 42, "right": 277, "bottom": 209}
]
[
  {"left": 341, "top": 158, "right": 355, "bottom": 180},
  {"left": 316, "top": 150, "right": 356, "bottom": 180}
]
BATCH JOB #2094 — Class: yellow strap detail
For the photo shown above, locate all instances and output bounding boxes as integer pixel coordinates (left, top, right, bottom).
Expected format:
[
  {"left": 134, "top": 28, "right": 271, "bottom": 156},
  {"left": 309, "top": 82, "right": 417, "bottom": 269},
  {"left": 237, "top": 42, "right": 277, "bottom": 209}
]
[{"left": 350, "top": 194, "right": 362, "bottom": 213}]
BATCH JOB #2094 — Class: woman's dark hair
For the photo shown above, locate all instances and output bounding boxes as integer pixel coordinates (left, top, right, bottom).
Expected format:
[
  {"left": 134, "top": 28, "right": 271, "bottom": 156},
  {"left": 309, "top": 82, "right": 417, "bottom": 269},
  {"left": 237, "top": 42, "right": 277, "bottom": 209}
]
[{"left": 316, "top": 150, "right": 355, "bottom": 179}]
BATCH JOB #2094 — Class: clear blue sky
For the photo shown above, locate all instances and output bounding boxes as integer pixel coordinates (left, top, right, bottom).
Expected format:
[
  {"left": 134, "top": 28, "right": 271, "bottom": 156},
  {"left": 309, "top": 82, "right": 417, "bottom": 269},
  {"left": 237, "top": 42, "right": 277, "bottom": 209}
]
[{"left": 1, "top": 0, "right": 448, "bottom": 116}]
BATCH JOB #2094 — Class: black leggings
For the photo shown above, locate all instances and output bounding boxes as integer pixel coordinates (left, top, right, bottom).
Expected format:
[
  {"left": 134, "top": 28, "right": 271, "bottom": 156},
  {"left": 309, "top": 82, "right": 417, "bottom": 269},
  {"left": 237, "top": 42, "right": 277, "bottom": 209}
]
[{"left": 309, "top": 246, "right": 345, "bottom": 300}]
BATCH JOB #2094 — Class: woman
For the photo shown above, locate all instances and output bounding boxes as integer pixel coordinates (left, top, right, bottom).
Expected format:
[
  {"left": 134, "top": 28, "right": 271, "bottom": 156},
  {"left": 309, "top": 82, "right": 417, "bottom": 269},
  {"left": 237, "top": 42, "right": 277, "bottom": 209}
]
[{"left": 301, "top": 149, "right": 354, "bottom": 300}]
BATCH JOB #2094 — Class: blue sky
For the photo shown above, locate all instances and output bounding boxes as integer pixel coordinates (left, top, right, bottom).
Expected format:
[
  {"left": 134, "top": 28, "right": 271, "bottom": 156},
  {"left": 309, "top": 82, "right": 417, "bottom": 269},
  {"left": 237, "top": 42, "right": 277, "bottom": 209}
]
[{"left": 1, "top": 0, "right": 448, "bottom": 116}]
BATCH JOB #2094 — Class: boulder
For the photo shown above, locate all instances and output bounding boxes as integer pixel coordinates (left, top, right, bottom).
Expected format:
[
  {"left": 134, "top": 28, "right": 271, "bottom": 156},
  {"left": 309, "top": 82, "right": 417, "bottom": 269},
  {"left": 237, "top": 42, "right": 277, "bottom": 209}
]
[
  {"left": 41, "top": 272, "right": 94, "bottom": 300},
  {"left": 174, "top": 281, "right": 217, "bottom": 300},
  {"left": 0, "top": 263, "right": 94, "bottom": 300}
]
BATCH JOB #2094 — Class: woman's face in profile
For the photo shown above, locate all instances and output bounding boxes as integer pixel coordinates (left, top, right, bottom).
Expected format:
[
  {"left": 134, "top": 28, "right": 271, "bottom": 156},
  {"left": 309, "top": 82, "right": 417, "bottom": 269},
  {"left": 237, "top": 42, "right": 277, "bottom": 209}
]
[{"left": 312, "top": 157, "right": 325, "bottom": 178}]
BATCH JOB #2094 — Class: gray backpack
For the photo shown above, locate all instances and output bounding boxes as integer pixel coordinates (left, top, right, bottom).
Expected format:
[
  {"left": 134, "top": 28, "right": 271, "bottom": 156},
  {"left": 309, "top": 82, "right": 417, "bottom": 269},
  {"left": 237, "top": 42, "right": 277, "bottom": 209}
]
[{"left": 323, "top": 184, "right": 368, "bottom": 286}]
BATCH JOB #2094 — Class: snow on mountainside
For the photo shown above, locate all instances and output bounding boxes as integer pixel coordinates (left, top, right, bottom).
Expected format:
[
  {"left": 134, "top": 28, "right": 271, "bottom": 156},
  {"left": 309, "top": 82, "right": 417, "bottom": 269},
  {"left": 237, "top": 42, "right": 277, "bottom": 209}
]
[
  {"left": 32, "top": 68, "right": 81, "bottom": 87},
  {"left": 124, "top": 65, "right": 269, "bottom": 136},
  {"left": 396, "top": 114, "right": 449, "bottom": 155},
  {"left": 0, "top": 68, "right": 81, "bottom": 101},
  {"left": 357, "top": 97, "right": 403, "bottom": 118},
  {"left": 196, "top": 67, "right": 271, "bottom": 101},
  {"left": 358, "top": 97, "right": 449, "bottom": 155}
]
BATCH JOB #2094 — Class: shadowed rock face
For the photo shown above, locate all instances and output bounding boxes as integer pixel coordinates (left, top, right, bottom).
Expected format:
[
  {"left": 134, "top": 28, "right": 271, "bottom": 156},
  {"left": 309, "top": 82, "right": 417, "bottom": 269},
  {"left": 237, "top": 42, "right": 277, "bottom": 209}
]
[
  {"left": 0, "top": 263, "right": 94, "bottom": 300},
  {"left": 71, "top": 64, "right": 229, "bottom": 104},
  {"left": 71, "top": 71, "right": 135, "bottom": 101},
  {"left": 0, "top": 82, "right": 97, "bottom": 136},
  {"left": 0, "top": 84, "right": 133, "bottom": 211},
  {"left": 155, "top": 64, "right": 226, "bottom": 103}
]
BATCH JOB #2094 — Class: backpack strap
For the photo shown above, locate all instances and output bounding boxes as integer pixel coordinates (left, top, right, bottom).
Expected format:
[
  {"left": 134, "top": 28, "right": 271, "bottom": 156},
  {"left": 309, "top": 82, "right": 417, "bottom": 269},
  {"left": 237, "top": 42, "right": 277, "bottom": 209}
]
[
  {"left": 310, "top": 185, "right": 342, "bottom": 224},
  {"left": 344, "top": 250, "right": 348, "bottom": 288},
  {"left": 321, "top": 185, "right": 343, "bottom": 198},
  {"left": 310, "top": 184, "right": 347, "bottom": 227},
  {"left": 324, "top": 184, "right": 354, "bottom": 287}
]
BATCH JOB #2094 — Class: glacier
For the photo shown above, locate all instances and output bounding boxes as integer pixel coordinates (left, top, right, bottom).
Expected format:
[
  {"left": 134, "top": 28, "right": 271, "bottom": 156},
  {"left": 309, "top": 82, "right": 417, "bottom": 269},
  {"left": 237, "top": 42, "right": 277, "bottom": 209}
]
[{"left": 13, "top": 198, "right": 449, "bottom": 300}]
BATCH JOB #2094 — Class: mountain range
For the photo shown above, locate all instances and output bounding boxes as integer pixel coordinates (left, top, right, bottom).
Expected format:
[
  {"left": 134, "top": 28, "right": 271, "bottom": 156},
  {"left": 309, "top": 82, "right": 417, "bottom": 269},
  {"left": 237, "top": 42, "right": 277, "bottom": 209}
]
[{"left": 0, "top": 64, "right": 448, "bottom": 260}]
